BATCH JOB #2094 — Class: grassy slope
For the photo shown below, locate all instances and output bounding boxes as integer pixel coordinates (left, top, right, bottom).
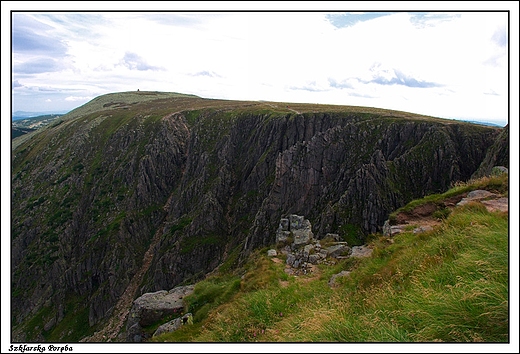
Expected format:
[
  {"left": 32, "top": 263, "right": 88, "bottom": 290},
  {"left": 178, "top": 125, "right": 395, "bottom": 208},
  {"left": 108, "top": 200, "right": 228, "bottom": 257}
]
[
  {"left": 152, "top": 173, "right": 509, "bottom": 343},
  {"left": 11, "top": 90, "right": 487, "bottom": 151}
]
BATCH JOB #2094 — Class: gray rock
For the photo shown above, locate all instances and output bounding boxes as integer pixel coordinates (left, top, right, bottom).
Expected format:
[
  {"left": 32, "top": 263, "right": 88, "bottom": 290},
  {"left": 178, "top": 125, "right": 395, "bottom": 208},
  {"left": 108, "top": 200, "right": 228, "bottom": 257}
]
[
  {"left": 153, "top": 313, "right": 193, "bottom": 337},
  {"left": 457, "top": 190, "right": 497, "bottom": 206},
  {"left": 286, "top": 253, "right": 296, "bottom": 266},
  {"left": 267, "top": 249, "right": 277, "bottom": 257},
  {"left": 491, "top": 166, "right": 508, "bottom": 175},
  {"left": 308, "top": 254, "right": 321, "bottom": 264},
  {"left": 382, "top": 220, "right": 392, "bottom": 237},
  {"left": 279, "top": 218, "right": 289, "bottom": 231},
  {"left": 303, "top": 244, "right": 314, "bottom": 256},
  {"left": 413, "top": 226, "right": 433, "bottom": 234},
  {"left": 466, "top": 190, "right": 496, "bottom": 200},
  {"left": 350, "top": 245, "right": 373, "bottom": 258},
  {"left": 276, "top": 218, "right": 292, "bottom": 244},
  {"left": 383, "top": 220, "right": 408, "bottom": 237},
  {"left": 481, "top": 197, "right": 508, "bottom": 213},
  {"left": 126, "top": 285, "right": 194, "bottom": 342},
  {"left": 289, "top": 215, "right": 304, "bottom": 230},
  {"left": 391, "top": 225, "right": 407, "bottom": 236},
  {"left": 328, "top": 271, "right": 351, "bottom": 287},
  {"left": 154, "top": 319, "right": 182, "bottom": 338},
  {"left": 292, "top": 219, "right": 314, "bottom": 246},
  {"left": 276, "top": 230, "right": 292, "bottom": 244},
  {"left": 325, "top": 243, "right": 351, "bottom": 258},
  {"left": 127, "top": 323, "right": 142, "bottom": 342},
  {"left": 43, "top": 317, "right": 56, "bottom": 332}
]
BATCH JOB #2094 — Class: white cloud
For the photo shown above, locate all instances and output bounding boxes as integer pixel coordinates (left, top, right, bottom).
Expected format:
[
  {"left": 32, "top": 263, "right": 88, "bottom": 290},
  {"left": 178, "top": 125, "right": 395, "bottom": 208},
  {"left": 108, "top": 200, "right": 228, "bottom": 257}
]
[
  {"left": 7, "top": 10, "right": 512, "bottom": 124},
  {"left": 65, "top": 95, "right": 93, "bottom": 102}
]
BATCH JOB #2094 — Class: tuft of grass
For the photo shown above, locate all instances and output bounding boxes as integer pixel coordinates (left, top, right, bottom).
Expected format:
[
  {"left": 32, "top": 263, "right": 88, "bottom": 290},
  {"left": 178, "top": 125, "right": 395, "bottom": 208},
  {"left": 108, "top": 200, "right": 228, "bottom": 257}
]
[
  {"left": 432, "top": 207, "right": 451, "bottom": 220},
  {"left": 318, "top": 235, "right": 337, "bottom": 248},
  {"left": 183, "top": 275, "right": 241, "bottom": 324},
  {"left": 240, "top": 249, "right": 283, "bottom": 293}
]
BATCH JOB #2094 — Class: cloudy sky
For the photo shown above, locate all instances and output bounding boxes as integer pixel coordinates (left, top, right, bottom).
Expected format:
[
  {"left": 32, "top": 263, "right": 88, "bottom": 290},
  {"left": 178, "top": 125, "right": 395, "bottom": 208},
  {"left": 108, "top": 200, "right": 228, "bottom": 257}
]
[
  {"left": 5, "top": 5, "right": 513, "bottom": 126},
  {"left": 2, "top": 4, "right": 520, "bottom": 352}
]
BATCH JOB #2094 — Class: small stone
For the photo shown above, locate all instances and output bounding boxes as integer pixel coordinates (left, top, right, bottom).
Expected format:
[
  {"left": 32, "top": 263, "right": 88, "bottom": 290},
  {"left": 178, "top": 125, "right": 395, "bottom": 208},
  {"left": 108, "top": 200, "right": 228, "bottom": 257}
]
[
  {"left": 328, "top": 271, "right": 351, "bottom": 287},
  {"left": 413, "top": 226, "right": 433, "bottom": 234}
]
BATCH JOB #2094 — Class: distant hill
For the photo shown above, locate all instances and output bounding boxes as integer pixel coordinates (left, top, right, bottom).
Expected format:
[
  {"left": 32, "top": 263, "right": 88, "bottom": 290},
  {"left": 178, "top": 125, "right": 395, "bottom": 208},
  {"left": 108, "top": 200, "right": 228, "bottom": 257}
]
[
  {"left": 11, "top": 114, "right": 64, "bottom": 139},
  {"left": 462, "top": 120, "right": 506, "bottom": 127},
  {"left": 12, "top": 110, "right": 69, "bottom": 120}
]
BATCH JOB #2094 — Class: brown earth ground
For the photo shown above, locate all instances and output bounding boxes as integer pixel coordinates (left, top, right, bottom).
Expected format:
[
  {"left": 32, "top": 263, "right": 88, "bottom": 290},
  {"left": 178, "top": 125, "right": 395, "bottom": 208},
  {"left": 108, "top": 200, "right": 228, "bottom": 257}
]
[{"left": 394, "top": 192, "right": 508, "bottom": 228}]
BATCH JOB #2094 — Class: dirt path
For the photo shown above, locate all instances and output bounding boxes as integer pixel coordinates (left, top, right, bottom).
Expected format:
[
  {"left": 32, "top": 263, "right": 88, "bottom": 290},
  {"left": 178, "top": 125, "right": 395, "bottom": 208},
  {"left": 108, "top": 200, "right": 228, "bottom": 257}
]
[
  {"left": 82, "top": 223, "right": 165, "bottom": 342},
  {"left": 262, "top": 102, "right": 302, "bottom": 115},
  {"left": 392, "top": 192, "right": 508, "bottom": 234}
]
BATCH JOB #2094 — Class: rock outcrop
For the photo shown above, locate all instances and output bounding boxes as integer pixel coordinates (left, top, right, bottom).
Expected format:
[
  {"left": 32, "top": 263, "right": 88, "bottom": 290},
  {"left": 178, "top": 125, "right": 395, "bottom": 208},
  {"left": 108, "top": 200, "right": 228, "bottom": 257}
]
[
  {"left": 126, "top": 285, "right": 194, "bottom": 342},
  {"left": 273, "top": 215, "right": 373, "bottom": 276},
  {"left": 276, "top": 214, "right": 314, "bottom": 246},
  {"left": 472, "top": 125, "right": 508, "bottom": 179}
]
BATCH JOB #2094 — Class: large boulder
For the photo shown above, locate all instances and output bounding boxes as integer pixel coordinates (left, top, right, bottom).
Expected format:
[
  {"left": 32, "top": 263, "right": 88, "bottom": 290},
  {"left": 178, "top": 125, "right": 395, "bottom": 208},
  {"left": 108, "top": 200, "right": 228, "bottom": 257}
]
[
  {"left": 457, "top": 190, "right": 497, "bottom": 207},
  {"left": 276, "top": 215, "right": 314, "bottom": 246},
  {"left": 292, "top": 218, "right": 314, "bottom": 245},
  {"left": 324, "top": 243, "right": 351, "bottom": 258},
  {"left": 126, "top": 285, "right": 194, "bottom": 342}
]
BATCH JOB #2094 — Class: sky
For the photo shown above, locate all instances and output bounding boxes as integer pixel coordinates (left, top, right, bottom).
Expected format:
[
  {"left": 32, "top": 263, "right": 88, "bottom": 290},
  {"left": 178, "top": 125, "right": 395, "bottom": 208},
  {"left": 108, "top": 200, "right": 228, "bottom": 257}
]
[
  {"left": 3, "top": 4, "right": 515, "bottom": 126},
  {"left": 2, "top": 2, "right": 520, "bottom": 353}
]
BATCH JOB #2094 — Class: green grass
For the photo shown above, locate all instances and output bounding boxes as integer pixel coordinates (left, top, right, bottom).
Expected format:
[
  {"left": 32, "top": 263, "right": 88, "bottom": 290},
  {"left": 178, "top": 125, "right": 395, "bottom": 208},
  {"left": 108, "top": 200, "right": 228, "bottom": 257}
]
[
  {"left": 14, "top": 294, "right": 96, "bottom": 343},
  {"left": 303, "top": 203, "right": 507, "bottom": 342},
  {"left": 168, "top": 217, "right": 193, "bottom": 236},
  {"left": 179, "top": 234, "right": 222, "bottom": 255},
  {"left": 44, "top": 294, "right": 95, "bottom": 342},
  {"left": 184, "top": 275, "right": 241, "bottom": 323},
  {"left": 151, "top": 175, "right": 508, "bottom": 343}
]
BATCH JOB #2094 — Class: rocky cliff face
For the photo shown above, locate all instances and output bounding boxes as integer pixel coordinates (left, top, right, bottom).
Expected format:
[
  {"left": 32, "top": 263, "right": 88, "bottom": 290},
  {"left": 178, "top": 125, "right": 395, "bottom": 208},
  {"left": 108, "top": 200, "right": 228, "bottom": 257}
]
[
  {"left": 10, "top": 92, "right": 501, "bottom": 342},
  {"left": 472, "top": 124, "right": 509, "bottom": 179}
]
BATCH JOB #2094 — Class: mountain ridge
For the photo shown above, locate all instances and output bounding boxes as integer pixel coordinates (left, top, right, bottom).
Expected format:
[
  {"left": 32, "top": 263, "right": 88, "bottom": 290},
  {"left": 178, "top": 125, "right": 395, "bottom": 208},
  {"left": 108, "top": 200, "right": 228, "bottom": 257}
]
[{"left": 11, "top": 91, "right": 508, "bottom": 342}]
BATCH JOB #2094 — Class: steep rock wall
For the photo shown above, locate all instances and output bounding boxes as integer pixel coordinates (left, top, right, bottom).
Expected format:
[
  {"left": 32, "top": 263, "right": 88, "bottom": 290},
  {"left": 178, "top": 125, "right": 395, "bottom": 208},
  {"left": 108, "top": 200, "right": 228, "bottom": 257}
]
[
  {"left": 12, "top": 112, "right": 189, "bottom": 340},
  {"left": 11, "top": 97, "right": 499, "bottom": 341},
  {"left": 144, "top": 114, "right": 497, "bottom": 293}
]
